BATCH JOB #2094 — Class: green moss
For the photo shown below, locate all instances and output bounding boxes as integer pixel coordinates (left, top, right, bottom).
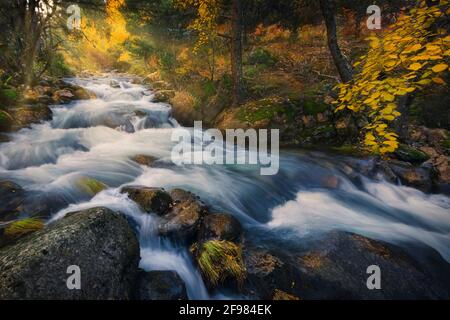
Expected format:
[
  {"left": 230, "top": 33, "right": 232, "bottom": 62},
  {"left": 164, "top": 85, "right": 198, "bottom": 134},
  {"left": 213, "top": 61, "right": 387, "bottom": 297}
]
[
  {"left": 395, "top": 144, "right": 429, "bottom": 164},
  {"left": 303, "top": 99, "right": 328, "bottom": 115},
  {"left": 237, "top": 98, "right": 296, "bottom": 124},
  {"left": 4, "top": 218, "right": 44, "bottom": 240},
  {"left": 246, "top": 48, "right": 277, "bottom": 67},
  {"left": 75, "top": 177, "right": 107, "bottom": 196},
  {"left": 193, "top": 240, "right": 246, "bottom": 287}
]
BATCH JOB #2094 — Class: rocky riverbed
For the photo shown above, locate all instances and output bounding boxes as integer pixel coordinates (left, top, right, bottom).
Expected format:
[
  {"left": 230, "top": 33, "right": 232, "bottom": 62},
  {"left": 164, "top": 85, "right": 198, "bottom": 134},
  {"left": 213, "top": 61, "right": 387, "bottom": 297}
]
[{"left": 0, "top": 75, "right": 449, "bottom": 300}]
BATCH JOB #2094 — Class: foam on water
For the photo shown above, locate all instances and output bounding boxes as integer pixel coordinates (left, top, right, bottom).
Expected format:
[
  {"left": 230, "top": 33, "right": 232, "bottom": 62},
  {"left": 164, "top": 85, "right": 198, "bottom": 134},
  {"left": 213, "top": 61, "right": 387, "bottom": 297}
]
[{"left": 1, "top": 75, "right": 449, "bottom": 299}]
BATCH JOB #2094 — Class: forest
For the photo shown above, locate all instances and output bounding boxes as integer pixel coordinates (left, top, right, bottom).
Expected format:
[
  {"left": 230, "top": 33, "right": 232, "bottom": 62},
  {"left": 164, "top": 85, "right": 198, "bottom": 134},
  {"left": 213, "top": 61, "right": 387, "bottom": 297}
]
[{"left": 0, "top": 0, "right": 449, "bottom": 302}]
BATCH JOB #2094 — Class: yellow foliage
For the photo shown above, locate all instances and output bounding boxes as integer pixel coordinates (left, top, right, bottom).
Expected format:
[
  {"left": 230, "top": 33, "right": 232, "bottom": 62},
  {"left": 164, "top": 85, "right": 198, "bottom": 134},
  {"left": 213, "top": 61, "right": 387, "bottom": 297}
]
[{"left": 335, "top": 0, "right": 450, "bottom": 154}]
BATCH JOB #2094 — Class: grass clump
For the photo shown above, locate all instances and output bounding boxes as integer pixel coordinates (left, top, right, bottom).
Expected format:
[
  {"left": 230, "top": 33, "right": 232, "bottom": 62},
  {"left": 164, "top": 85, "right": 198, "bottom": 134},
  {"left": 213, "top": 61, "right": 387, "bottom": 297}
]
[
  {"left": 193, "top": 240, "right": 246, "bottom": 287},
  {"left": 4, "top": 218, "right": 44, "bottom": 240}
]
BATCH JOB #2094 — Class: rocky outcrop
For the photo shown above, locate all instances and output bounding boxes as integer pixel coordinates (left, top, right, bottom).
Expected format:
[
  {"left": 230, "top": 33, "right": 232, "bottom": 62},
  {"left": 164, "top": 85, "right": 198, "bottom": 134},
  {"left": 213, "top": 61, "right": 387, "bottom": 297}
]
[
  {"left": 157, "top": 189, "right": 207, "bottom": 242},
  {"left": 0, "top": 207, "right": 140, "bottom": 300},
  {"left": 8, "top": 104, "right": 52, "bottom": 131},
  {"left": 134, "top": 270, "right": 187, "bottom": 300},
  {"left": 197, "top": 213, "right": 243, "bottom": 243},
  {"left": 241, "top": 231, "right": 450, "bottom": 300},
  {"left": 153, "top": 90, "right": 175, "bottom": 103},
  {"left": 0, "top": 180, "right": 25, "bottom": 222},
  {"left": 121, "top": 186, "right": 172, "bottom": 215}
]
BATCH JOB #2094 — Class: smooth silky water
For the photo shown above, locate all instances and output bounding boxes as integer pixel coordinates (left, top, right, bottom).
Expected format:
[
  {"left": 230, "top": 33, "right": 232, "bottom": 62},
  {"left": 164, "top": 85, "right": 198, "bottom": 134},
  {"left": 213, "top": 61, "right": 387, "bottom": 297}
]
[{"left": 1, "top": 75, "right": 449, "bottom": 299}]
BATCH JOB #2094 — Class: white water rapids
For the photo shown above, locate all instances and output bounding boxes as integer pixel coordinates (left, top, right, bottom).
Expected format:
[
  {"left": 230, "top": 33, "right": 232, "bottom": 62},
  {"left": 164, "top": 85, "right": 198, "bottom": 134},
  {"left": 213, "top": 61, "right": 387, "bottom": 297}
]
[{"left": 0, "top": 75, "right": 449, "bottom": 299}]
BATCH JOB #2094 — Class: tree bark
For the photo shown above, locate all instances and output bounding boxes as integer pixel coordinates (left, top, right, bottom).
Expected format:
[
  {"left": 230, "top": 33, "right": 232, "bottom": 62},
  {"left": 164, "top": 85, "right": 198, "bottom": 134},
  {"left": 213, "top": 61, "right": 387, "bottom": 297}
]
[
  {"left": 319, "top": 0, "right": 353, "bottom": 83},
  {"left": 231, "top": 0, "right": 243, "bottom": 106}
]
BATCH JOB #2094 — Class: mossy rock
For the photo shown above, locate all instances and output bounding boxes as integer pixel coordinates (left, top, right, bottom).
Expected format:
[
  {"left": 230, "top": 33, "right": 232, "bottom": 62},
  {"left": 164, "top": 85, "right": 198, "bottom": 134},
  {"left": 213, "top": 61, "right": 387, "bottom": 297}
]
[
  {"left": 236, "top": 97, "right": 296, "bottom": 125},
  {"left": 121, "top": 186, "right": 172, "bottom": 215},
  {"left": 302, "top": 99, "right": 328, "bottom": 116},
  {"left": 1, "top": 218, "right": 44, "bottom": 248},
  {"left": 191, "top": 240, "right": 246, "bottom": 288},
  {"left": 74, "top": 176, "right": 107, "bottom": 196},
  {"left": 394, "top": 144, "right": 430, "bottom": 164}
]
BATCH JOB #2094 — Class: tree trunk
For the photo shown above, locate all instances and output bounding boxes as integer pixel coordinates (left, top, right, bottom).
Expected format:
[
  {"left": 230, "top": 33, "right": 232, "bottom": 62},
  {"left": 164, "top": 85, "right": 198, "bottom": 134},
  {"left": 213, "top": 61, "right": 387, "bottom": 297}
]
[
  {"left": 319, "top": 0, "right": 353, "bottom": 83},
  {"left": 231, "top": 0, "right": 243, "bottom": 106}
]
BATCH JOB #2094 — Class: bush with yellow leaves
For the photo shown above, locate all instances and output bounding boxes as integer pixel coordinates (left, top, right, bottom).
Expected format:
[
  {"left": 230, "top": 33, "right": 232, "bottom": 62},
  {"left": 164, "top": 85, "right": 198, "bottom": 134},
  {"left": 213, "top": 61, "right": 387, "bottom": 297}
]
[{"left": 335, "top": 0, "right": 449, "bottom": 154}]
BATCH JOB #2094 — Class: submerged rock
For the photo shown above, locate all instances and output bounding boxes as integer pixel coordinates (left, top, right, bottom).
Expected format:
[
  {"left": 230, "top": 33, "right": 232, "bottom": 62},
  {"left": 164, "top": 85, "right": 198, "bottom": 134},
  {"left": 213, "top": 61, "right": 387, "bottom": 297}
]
[
  {"left": 74, "top": 176, "right": 107, "bottom": 196},
  {"left": 197, "top": 213, "right": 243, "bottom": 243},
  {"left": 132, "top": 154, "right": 157, "bottom": 167},
  {"left": 0, "top": 207, "right": 140, "bottom": 299},
  {"left": 157, "top": 189, "right": 207, "bottom": 242},
  {"left": 134, "top": 270, "right": 187, "bottom": 300},
  {"left": 121, "top": 186, "right": 172, "bottom": 215}
]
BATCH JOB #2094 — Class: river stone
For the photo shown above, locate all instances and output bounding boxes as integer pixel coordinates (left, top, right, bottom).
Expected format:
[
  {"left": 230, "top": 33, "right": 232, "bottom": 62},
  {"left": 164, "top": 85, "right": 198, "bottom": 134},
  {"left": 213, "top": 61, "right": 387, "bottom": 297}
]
[
  {"left": 121, "top": 186, "right": 172, "bottom": 215},
  {"left": 157, "top": 189, "right": 207, "bottom": 242},
  {"left": 0, "top": 180, "right": 25, "bottom": 222},
  {"left": 0, "top": 207, "right": 140, "bottom": 299},
  {"left": 52, "top": 89, "right": 74, "bottom": 104},
  {"left": 153, "top": 90, "right": 175, "bottom": 103},
  {"left": 132, "top": 154, "right": 157, "bottom": 167},
  {"left": 197, "top": 213, "right": 242, "bottom": 243},
  {"left": 9, "top": 104, "right": 52, "bottom": 130},
  {"left": 387, "top": 161, "right": 433, "bottom": 192},
  {"left": 134, "top": 270, "right": 187, "bottom": 300}
]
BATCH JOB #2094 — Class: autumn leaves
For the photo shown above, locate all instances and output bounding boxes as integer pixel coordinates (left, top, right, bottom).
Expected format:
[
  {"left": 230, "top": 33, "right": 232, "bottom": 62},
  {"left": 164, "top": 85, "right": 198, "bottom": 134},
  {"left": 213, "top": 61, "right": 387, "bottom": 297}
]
[{"left": 335, "top": 0, "right": 449, "bottom": 154}]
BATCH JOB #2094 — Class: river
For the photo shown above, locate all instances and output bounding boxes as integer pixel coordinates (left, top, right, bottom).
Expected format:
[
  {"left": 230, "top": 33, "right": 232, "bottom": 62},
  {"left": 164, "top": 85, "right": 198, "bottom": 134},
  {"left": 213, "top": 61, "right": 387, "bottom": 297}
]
[{"left": 0, "top": 75, "right": 449, "bottom": 299}]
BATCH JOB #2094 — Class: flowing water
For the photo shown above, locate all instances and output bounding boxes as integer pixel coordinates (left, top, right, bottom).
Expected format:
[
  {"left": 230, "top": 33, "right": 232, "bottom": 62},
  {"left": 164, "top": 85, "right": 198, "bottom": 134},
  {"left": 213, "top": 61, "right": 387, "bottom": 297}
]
[{"left": 1, "top": 75, "right": 449, "bottom": 299}]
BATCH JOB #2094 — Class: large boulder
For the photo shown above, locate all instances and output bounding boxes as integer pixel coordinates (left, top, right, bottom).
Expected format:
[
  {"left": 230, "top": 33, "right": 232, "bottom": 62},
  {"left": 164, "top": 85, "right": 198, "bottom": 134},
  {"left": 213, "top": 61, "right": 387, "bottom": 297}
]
[
  {"left": 121, "top": 186, "right": 172, "bottom": 215},
  {"left": 52, "top": 89, "right": 75, "bottom": 104},
  {"left": 157, "top": 189, "right": 207, "bottom": 242},
  {"left": 242, "top": 231, "right": 450, "bottom": 299},
  {"left": 134, "top": 270, "right": 187, "bottom": 300},
  {"left": 9, "top": 104, "right": 52, "bottom": 130},
  {"left": 0, "top": 207, "right": 140, "bottom": 299},
  {"left": 197, "top": 213, "right": 242, "bottom": 243}
]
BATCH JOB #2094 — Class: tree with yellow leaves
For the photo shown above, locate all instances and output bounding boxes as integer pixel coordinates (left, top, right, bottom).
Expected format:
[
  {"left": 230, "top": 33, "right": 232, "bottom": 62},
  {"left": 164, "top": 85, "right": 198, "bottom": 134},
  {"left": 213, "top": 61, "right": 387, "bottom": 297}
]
[{"left": 335, "top": 0, "right": 449, "bottom": 154}]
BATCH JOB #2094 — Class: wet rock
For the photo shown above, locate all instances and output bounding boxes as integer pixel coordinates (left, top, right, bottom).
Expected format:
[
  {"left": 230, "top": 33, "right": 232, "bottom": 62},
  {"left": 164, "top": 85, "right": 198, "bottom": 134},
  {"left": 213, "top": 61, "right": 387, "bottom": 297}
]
[
  {"left": 242, "top": 231, "right": 450, "bottom": 299},
  {"left": 132, "top": 154, "right": 157, "bottom": 167},
  {"left": 242, "top": 246, "right": 299, "bottom": 300},
  {"left": 0, "top": 207, "right": 140, "bottom": 299},
  {"left": 294, "top": 231, "right": 450, "bottom": 299},
  {"left": 272, "top": 289, "right": 300, "bottom": 300},
  {"left": 134, "top": 270, "right": 187, "bottom": 300},
  {"left": 110, "top": 80, "right": 121, "bottom": 88},
  {"left": 0, "top": 181, "right": 25, "bottom": 222},
  {"left": 435, "top": 155, "right": 450, "bottom": 183},
  {"left": 74, "top": 176, "right": 107, "bottom": 196},
  {"left": 52, "top": 89, "right": 74, "bottom": 104},
  {"left": 153, "top": 90, "right": 175, "bottom": 103},
  {"left": 197, "top": 213, "right": 242, "bottom": 243},
  {"left": 9, "top": 104, "right": 52, "bottom": 130},
  {"left": 121, "top": 186, "right": 172, "bottom": 215},
  {"left": 394, "top": 144, "right": 429, "bottom": 164},
  {"left": 388, "top": 161, "right": 433, "bottom": 192},
  {"left": 73, "top": 87, "right": 96, "bottom": 100},
  {"left": 157, "top": 189, "right": 207, "bottom": 242},
  {"left": 0, "top": 133, "right": 10, "bottom": 143},
  {"left": 102, "top": 113, "right": 135, "bottom": 133}
]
